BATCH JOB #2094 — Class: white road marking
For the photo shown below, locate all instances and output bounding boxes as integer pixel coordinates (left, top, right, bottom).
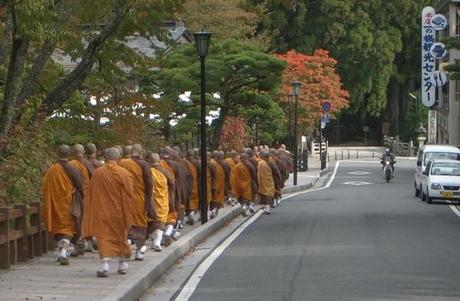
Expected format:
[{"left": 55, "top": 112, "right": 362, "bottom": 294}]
[
  {"left": 174, "top": 161, "right": 341, "bottom": 300},
  {"left": 449, "top": 205, "right": 460, "bottom": 217},
  {"left": 342, "top": 181, "right": 373, "bottom": 186},
  {"left": 348, "top": 171, "right": 371, "bottom": 176}
]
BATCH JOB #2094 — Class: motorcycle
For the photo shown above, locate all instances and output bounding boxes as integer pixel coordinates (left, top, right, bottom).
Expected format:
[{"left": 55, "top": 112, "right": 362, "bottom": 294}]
[{"left": 383, "top": 160, "right": 393, "bottom": 183}]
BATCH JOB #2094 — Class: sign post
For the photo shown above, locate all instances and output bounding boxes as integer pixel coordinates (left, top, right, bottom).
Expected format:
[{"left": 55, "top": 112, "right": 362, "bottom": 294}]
[
  {"left": 428, "top": 110, "right": 437, "bottom": 144},
  {"left": 421, "top": 6, "right": 436, "bottom": 107}
]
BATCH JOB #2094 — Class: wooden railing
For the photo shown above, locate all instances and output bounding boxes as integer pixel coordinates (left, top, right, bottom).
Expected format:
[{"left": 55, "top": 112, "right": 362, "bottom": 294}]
[{"left": 0, "top": 202, "right": 52, "bottom": 269}]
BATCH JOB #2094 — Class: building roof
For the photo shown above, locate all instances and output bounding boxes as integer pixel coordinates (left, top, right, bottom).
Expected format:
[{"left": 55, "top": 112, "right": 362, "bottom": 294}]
[{"left": 51, "top": 22, "right": 192, "bottom": 73}]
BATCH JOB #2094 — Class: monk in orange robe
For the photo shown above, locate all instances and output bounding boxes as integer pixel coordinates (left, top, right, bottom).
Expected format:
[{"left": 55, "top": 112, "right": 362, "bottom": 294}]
[
  {"left": 69, "top": 144, "right": 95, "bottom": 254},
  {"left": 146, "top": 152, "right": 174, "bottom": 252},
  {"left": 43, "top": 145, "right": 84, "bottom": 265},
  {"left": 231, "top": 153, "right": 257, "bottom": 217},
  {"left": 82, "top": 147, "right": 133, "bottom": 277},
  {"left": 185, "top": 150, "right": 200, "bottom": 225},
  {"left": 160, "top": 148, "right": 181, "bottom": 246},
  {"left": 119, "top": 144, "right": 154, "bottom": 260},
  {"left": 225, "top": 151, "right": 239, "bottom": 206},
  {"left": 85, "top": 143, "right": 103, "bottom": 169},
  {"left": 258, "top": 150, "right": 276, "bottom": 215},
  {"left": 209, "top": 151, "right": 230, "bottom": 218}
]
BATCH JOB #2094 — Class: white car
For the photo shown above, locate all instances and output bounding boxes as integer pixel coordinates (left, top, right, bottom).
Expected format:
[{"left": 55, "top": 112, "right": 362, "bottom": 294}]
[
  {"left": 415, "top": 144, "right": 460, "bottom": 197},
  {"left": 420, "top": 159, "right": 460, "bottom": 204}
]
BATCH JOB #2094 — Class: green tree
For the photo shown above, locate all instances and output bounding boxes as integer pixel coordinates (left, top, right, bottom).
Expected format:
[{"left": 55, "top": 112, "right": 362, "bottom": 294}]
[
  {"left": 251, "top": 0, "right": 435, "bottom": 141},
  {"left": 0, "top": 0, "right": 183, "bottom": 151},
  {"left": 155, "top": 38, "right": 286, "bottom": 148}
]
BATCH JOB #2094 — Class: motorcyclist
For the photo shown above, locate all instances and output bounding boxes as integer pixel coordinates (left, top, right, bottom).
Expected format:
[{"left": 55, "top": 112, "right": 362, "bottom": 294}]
[{"left": 380, "top": 148, "right": 396, "bottom": 172}]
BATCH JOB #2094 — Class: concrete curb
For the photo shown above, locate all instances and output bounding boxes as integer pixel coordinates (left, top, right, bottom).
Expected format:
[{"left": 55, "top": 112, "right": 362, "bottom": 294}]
[
  {"left": 101, "top": 206, "right": 242, "bottom": 301},
  {"left": 283, "top": 168, "right": 331, "bottom": 194}
]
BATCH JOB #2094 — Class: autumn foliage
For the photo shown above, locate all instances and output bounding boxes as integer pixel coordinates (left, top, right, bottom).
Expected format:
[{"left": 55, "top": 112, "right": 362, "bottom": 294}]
[
  {"left": 220, "top": 116, "right": 249, "bottom": 151},
  {"left": 276, "top": 50, "right": 349, "bottom": 129}
]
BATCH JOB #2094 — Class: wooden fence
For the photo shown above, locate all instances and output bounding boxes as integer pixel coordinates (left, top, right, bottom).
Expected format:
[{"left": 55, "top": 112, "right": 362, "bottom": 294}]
[{"left": 0, "top": 202, "right": 52, "bottom": 269}]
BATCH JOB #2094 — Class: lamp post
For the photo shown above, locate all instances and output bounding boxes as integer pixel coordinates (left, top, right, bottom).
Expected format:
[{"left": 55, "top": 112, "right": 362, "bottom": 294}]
[
  {"left": 194, "top": 31, "right": 211, "bottom": 225},
  {"left": 287, "top": 93, "right": 294, "bottom": 150},
  {"left": 291, "top": 81, "right": 302, "bottom": 186}
]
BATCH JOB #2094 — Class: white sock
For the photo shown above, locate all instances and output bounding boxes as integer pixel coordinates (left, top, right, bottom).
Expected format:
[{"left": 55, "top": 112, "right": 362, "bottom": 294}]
[
  {"left": 153, "top": 230, "right": 164, "bottom": 247},
  {"left": 118, "top": 260, "right": 128, "bottom": 271},
  {"left": 164, "top": 225, "right": 174, "bottom": 236},
  {"left": 101, "top": 260, "right": 109, "bottom": 272},
  {"left": 58, "top": 239, "right": 70, "bottom": 257}
]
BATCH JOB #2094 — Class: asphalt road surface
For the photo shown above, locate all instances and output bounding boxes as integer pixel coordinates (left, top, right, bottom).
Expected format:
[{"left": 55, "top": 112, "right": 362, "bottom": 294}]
[{"left": 186, "top": 160, "right": 460, "bottom": 301}]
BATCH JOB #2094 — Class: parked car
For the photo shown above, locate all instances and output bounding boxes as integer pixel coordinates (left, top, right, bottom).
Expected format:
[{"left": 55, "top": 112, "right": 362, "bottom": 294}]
[
  {"left": 415, "top": 145, "right": 460, "bottom": 197},
  {"left": 420, "top": 159, "right": 460, "bottom": 204}
]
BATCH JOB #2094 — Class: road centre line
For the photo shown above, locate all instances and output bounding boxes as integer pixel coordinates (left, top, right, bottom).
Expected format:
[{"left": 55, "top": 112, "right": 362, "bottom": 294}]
[{"left": 174, "top": 162, "right": 341, "bottom": 300}]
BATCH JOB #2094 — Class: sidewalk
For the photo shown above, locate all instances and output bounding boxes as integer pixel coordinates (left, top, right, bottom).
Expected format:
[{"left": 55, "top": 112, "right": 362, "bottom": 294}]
[{"left": 0, "top": 167, "right": 329, "bottom": 301}]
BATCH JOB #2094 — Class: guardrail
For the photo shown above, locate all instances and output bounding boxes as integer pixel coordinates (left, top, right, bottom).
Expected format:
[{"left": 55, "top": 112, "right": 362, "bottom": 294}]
[
  {"left": 0, "top": 202, "right": 52, "bottom": 269},
  {"left": 329, "top": 149, "right": 380, "bottom": 161}
]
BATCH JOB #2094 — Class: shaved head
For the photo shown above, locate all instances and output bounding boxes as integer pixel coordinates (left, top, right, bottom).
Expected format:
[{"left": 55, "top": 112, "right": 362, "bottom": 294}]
[
  {"left": 58, "top": 144, "right": 71, "bottom": 159},
  {"left": 104, "top": 147, "right": 121, "bottom": 161},
  {"left": 187, "top": 149, "right": 194, "bottom": 158},
  {"left": 86, "top": 143, "right": 97, "bottom": 155},
  {"left": 73, "top": 144, "right": 85, "bottom": 157},
  {"left": 122, "top": 145, "right": 132, "bottom": 157},
  {"left": 132, "top": 144, "right": 143, "bottom": 157},
  {"left": 146, "top": 152, "right": 160, "bottom": 165},
  {"left": 259, "top": 149, "right": 270, "bottom": 159}
]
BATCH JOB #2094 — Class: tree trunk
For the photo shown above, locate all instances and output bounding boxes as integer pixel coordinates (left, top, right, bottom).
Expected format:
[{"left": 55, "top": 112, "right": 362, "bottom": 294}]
[
  {"left": 388, "top": 79, "right": 400, "bottom": 137},
  {"left": 43, "top": 4, "right": 130, "bottom": 115},
  {"left": 0, "top": 6, "right": 29, "bottom": 137},
  {"left": 211, "top": 107, "right": 229, "bottom": 149}
]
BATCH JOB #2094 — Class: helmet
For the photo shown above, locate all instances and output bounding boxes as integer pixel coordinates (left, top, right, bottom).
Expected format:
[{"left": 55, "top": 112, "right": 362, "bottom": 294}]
[{"left": 385, "top": 148, "right": 390, "bottom": 154}]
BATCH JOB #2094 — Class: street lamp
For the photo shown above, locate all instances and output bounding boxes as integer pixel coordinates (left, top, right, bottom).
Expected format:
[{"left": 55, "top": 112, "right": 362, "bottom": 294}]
[
  {"left": 291, "top": 80, "right": 302, "bottom": 186},
  {"left": 287, "top": 93, "right": 294, "bottom": 150},
  {"left": 194, "top": 31, "right": 211, "bottom": 224}
]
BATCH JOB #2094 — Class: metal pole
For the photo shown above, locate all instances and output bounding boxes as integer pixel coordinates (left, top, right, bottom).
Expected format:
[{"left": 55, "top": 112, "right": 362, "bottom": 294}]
[
  {"left": 319, "top": 119, "right": 322, "bottom": 168},
  {"left": 293, "top": 93, "right": 298, "bottom": 186},
  {"left": 288, "top": 96, "right": 292, "bottom": 150},
  {"left": 199, "top": 56, "right": 208, "bottom": 224}
]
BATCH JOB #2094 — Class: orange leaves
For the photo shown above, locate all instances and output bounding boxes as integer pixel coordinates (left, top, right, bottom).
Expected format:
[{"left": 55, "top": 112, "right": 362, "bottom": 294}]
[
  {"left": 220, "top": 116, "right": 249, "bottom": 151},
  {"left": 276, "top": 49, "right": 349, "bottom": 128}
]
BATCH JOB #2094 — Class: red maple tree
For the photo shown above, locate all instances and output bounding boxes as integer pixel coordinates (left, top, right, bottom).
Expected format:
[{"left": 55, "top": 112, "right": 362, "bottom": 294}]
[
  {"left": 276, "top": 49, "right": 349, "bottom": 129},
  {"left": 220, "top": 116, "right": 249, "bottom": 151}
]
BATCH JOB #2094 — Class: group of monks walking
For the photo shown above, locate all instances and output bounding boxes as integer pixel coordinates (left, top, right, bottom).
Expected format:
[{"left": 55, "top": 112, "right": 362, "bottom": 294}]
[{"left": 42, "top": 143, "right": 293, "bottom": 277}]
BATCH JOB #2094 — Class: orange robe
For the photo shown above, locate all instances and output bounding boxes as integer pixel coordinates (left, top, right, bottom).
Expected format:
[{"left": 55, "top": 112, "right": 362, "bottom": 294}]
[
  {"left": 211, "top": 159, "right": 225, "bottom": 205},
  {"left": 231, "top": 162, "right": 252, "bottom": 202},
  {"left": 82, "top": 162, "right": 133, "bottom": 258},
  {"left": 119, "top": 159, "right": 148, "bottom": 228},
  {"left": 225, "top": 158, "right": 236, "bottom": 169},
  {"left": 186, "top": 160, "right": 199, "bottom": 210},
  {"left": 160, "top": 159, "right": 177, "bottom": 225},
  {"left": 151, "top": 167, "right": 169, "bottom": 225},
  {"left": 258, "top": 160, "right": 275, "bottom": 197},
  {"left": 43, "top": 163, "right": 76, "bottom": 237}
]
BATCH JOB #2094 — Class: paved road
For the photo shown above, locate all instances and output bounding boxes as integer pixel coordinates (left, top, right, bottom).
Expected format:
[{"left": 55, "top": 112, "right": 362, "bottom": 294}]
[{"left": 186, "top": 160, "right": 460, "bottom": 301}]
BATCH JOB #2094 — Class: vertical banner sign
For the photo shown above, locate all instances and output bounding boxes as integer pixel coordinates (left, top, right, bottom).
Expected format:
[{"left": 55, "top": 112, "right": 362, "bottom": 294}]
[
  {"left": 428, "top": 110, "right": 437, "bottom": 143},
  {"left": 421, "top": 7, "right": 436, "bottom": 107}
]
